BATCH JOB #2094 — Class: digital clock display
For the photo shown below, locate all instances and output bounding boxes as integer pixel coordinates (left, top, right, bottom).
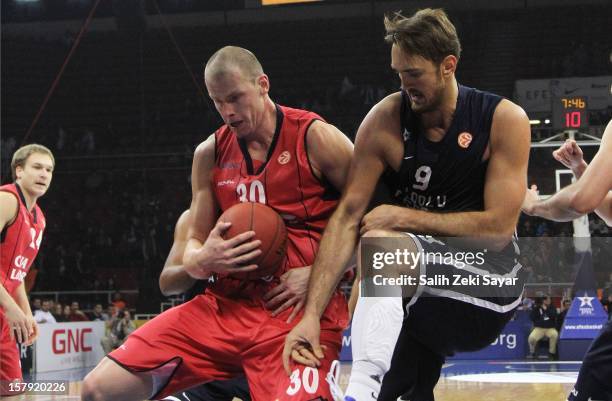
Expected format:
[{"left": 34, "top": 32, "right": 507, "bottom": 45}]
[
  {"left": 561, "top": 97, "right": 586, "bottom": 109},
  {"left": 552, "top": 96, "right": 588, "bottom": 129}
]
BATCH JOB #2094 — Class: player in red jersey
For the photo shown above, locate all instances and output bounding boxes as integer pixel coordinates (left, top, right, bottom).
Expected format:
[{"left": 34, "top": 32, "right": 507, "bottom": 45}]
[
  {"left": 1, "top": 144, "right": 55, "bottom": 396},
  {"left": 81, "top": 46, "right": 353, "bottom": 401}
]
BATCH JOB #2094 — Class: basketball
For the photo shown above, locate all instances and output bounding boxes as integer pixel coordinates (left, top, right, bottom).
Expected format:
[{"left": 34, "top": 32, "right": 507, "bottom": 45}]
[{"left": 218, "top": 202, "right": 287, "bottom": 280}]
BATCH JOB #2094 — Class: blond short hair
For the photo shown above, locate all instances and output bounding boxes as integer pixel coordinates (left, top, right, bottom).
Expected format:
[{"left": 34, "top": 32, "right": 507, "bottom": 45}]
[
  {"left": 11, "top": 144, "right": 55, "bottom": 181},
  {"left": 204, "top": 46, "right": 264, "bottom": 83}
]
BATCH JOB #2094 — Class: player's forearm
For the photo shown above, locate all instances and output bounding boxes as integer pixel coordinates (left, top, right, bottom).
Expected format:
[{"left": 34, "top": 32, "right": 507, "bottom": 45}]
[
  {"left": 530, "top": 198, "right": 582, "bottom": 221},
  {"left": 530, "top": 184, "right": 592, "bottom": 222},
  {"left": 159, "top": 265, "right": 197, "bottom": 296},
  {"left": 568, "top": 161, "right": 612, "bottom": 220},
  {"left": 572, "top": 161, "right": 588, "bottom": 179},
  {"left": 184, "top": 238, "right": 204, "bottom": 268},
  {"left": 304, "top": 210, "right": 360, "bottom": 318},
  {"left": 347, "top": 270, "right": 361, "bottom": 320},
  {"left": 0, "top": 285, "right": 19, "bottom": 310},
  {"left": 394, "top": 207, "right": 515, "bottom": 249},
  {"left": 14, "top": 283, "right": 32, "bottom": 315},
  {"left": 556, "top": 160, "right": 612, "bottom": 222}
]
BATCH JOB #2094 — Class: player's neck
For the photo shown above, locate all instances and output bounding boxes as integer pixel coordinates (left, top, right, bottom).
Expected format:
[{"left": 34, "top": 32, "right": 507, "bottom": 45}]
[
  {"left": 420, "top": 77, "right": 458, "bottom": 132},
  {"left": 15, "top": 181, "right": 39, "bottom": 212},
  {"left": 248, "top": 97, "right": 277, "bottom": 150}
]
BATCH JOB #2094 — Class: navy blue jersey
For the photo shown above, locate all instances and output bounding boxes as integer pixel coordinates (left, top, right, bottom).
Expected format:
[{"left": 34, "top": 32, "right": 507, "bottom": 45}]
[{"left": 383, "top": 84, "right": 503, "bottom": 212}]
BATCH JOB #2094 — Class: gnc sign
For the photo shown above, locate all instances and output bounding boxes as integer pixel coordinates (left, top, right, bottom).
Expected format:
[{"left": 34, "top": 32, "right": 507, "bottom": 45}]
[
  {"left": 52, "top": 328, "right": 93, "bottom": 354},
  {"left": 35, "top": 321, "right": 105, "bottom": 372}
]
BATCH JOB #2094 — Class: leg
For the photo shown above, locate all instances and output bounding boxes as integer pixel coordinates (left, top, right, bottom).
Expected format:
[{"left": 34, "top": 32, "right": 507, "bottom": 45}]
[
  {"left": 359, "top": 229, "right": 420, "bottom": 299},
  {"left": 344, "top": 296, "right": 404, "bottom": 400},
  {"left": 367, "top": 233, "right": 521, "bottom": 400},
  {"left": 528, "top": 328, "right": 545, "bottom": 354},
  {"left": 546, "top": 328, "right": 558, "bottom": 354},
  {"left": 162, "top": 377, "right": 251, "bottom": 401},
  {"left": 568, "top": 320, "right": 612, "bottom": 401},
  {"left": 0, "top": 315, "right": 24, "bottom": 397},
  {"left": 243, "top": 327, "right": 343, "bottom": 401},
  {"left": 344, "top": 229, "right": 415, "bottom": 400},
  {"left": 83, "top": 294, "right": 243, "bottom": 401},
  {"left": 376, "top": 326, "right": 420, "bottom": 401},
  {"left": 410, "top": 345, "right": 444, "bottom": 401},
  {"left": 81, "top": 357, "right": 153, "bottom": 401}
]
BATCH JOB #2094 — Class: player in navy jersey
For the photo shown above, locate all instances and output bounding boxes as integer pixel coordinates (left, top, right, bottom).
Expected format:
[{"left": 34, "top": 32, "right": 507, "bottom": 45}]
[
  {"left": 284, "top": 8, "right": 531, "bottom": 401},
  {"left": 1, "top": 144, "right": 54, "bottom": 396},
  {"left": 522, "top": 119, "right": 612, "bottom": 401},
  {"left": 82, "top": 46, "right": 354, "bottom": 401}
]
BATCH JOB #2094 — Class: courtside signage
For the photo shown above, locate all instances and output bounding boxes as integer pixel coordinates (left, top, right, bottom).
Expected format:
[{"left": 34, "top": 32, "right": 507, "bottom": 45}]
[{"left": 35, "top": 321, "right": 105, "bottom": 372}]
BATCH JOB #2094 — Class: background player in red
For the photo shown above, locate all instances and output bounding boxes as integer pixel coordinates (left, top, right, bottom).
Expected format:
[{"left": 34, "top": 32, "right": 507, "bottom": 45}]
[
  {"left": 0, "top": 144, "right": 54, "bottom": 396},
  {"left": 81, "top": 46, "right": 353, "bottom": 401}
]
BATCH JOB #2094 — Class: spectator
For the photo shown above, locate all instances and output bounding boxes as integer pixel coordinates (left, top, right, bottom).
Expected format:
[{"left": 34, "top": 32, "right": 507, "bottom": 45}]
[
  {"left": 100, "top": 309, "right": 135, "bottom": 354},
  {"left": 62, "top": 304, "right": 72, "bottom": 321},
  {"left": 34, "top": 299, "right": 57, "bottom": 324},
  {"left": 112, "top": 292, "right": 127, "bottom": 310},
  {"left": 88, "top": 303, "right": 109, "bottom": 321},
  {"left": 31, "top": 297, "right": 42, "bottom": 312},
  {"left": 521, "top": 296, "right": 534, "bottom": 311},
  {"left": 557, "top": 299, "right": 572, "bottom": 331},
  {"left": 68, "top": 301, "right": 89, "bottom": 322},
  {"left": 107, "top": 304, "right": 118, "bottom": 319},
  {"left": 528, "top": 296, "right": 559, "bottom": 359},
  {"left": 53, "top": 303, "right": 65, "bottom": 322}
]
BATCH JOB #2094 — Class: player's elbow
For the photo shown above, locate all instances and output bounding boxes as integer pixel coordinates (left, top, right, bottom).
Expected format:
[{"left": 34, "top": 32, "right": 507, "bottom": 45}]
[
  {"left": 488, "top": 232, "right": 514, "bottom": 252},
  {"left": 158, "top": 273, "right": 175, "bottom": 297},
  {"left": 484, "top": 217, "right": 516, "bottom": 252}
]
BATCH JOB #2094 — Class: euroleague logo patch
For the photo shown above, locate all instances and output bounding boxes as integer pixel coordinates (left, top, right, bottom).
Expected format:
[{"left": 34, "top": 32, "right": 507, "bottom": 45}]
[
  {"left": 458, "top": 132, "right": 473, "bottom": 149},
  {"left": 278, "top": 151, "right": 291, "bottom": 165}
]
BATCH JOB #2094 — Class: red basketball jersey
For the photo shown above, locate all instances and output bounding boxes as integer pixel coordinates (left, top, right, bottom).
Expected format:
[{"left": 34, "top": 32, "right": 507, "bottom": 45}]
[
  {"left": 212, "top": 105, "right": 340, "bottom": 294},
  {"left": 0, "top": 184, "right": 46, "bottom": 296}
]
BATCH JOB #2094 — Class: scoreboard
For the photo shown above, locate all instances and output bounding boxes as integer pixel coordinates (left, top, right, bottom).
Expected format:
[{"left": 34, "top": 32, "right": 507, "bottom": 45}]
[{"left": 551, "top": 96, "right": 588, "bottom": 130}]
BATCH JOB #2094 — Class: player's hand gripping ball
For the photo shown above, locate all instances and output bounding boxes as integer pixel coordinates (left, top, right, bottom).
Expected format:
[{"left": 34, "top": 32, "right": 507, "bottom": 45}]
[{"left": 219, "top": 202, "right": 287, "bottom": 279}]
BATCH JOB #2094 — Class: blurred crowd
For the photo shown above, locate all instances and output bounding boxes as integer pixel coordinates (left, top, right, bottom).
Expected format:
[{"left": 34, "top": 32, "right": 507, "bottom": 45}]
[{"left": 31, "top": 292, "right": 135, "bottom": 353}]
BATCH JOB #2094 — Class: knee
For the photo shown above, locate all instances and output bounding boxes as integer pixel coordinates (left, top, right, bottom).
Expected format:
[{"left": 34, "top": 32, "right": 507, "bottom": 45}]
[
  {"left": 549, "top": 330, "right": 559, "bottom": 340},
  {"left": 361, "top": 229, "right": 404, "bottom": 238},
  {"left": 360, "top": 230, "right": 416, "bottom": 253},
  {"left": 81, "top": 373, "right": 105, "bottom": 401}
]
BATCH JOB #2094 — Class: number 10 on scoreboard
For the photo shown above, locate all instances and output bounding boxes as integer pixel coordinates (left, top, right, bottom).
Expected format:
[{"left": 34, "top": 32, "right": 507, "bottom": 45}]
[{"left": 552, "top": 96, "right": 588, "bottom": 130}]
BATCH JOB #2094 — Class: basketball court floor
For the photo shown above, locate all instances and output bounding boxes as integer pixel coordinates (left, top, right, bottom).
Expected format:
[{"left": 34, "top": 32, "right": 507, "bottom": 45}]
[{"left": 15, "top": 360, "right": 578, "bottom": 400}]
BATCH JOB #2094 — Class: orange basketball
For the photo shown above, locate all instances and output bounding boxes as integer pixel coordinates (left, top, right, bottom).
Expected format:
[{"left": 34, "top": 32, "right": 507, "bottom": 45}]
[{"left": 218, "top": 202, "right": 287, "bottom": 280}]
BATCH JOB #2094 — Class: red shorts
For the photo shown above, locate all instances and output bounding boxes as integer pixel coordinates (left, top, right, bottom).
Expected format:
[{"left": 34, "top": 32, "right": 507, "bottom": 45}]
[
  {"left": 0, "top": 311, "right": 23, "bottom": 396},
  {"left": 108, "top": 292, "right": 347, "bottom": 400}
]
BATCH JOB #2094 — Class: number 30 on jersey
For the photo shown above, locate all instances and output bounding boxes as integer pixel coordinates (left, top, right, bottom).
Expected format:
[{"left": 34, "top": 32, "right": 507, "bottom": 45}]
[{"left": 236, "top": 180, "right": 266, "bottom": 204}]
